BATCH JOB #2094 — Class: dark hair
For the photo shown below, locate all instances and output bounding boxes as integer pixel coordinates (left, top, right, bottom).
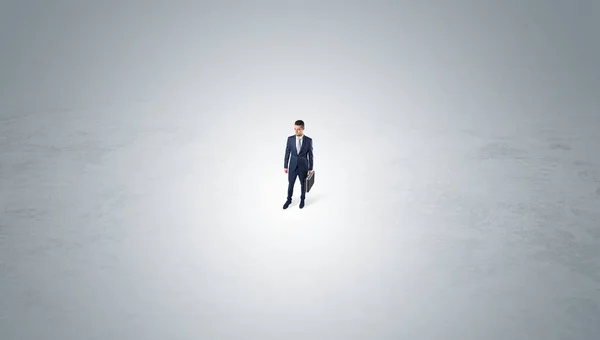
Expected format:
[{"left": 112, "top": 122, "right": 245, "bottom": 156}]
[{"left": 294, "top": 120, "right": 304, "bottom": 128}]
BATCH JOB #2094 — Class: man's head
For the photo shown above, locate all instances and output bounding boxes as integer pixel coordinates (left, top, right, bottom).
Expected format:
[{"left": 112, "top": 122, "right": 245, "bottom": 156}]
[{"left": 294, "top": 120, "right": 305, "bottom": 136}]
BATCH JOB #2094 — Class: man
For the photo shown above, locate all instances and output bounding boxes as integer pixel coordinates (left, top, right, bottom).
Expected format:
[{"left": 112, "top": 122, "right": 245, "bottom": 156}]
[{"left": 283, "top": 120, "right": 314, "bottom": 209}]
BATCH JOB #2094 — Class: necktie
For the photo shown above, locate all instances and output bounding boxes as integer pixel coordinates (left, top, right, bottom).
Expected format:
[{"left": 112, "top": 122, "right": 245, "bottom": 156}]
[{"left": 297, "top": 138, "right": 301, "bottom": 154}]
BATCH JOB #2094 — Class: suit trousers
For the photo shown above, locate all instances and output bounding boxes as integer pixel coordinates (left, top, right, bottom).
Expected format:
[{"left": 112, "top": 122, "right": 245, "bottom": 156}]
[{"left": 287, "top": 167, "right": 308, "bottom": 200}]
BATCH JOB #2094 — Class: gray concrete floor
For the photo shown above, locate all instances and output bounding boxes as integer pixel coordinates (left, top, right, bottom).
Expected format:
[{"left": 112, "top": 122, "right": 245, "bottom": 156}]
[{"left": 1, "top": 1, "right": 599, "bottom": 339}]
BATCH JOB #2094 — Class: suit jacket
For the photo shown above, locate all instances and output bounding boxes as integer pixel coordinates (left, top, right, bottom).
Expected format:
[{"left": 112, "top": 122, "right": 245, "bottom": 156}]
[{"left": 284, "top": 135, "right": 313, "bottom": 171}]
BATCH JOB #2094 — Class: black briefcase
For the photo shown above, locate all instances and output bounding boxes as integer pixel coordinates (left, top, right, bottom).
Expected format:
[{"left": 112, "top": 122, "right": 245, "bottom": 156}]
[{"left": 306, "top": 171, "right": 315, "bottom": 193}]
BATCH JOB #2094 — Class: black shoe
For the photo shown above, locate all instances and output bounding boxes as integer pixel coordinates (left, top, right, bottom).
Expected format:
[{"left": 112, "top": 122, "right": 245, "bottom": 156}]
[
  {"left": 299, "top": 200, "right": 305, "bottom": 209},
  {"left": 283, "top": 200, "right": 291, "bottom": 209}
]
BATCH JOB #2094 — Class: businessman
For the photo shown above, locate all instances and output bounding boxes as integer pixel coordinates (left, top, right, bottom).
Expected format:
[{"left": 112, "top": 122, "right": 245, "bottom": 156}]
[{"left": 283, "top": 120, "right": 314, "bottom": 209}]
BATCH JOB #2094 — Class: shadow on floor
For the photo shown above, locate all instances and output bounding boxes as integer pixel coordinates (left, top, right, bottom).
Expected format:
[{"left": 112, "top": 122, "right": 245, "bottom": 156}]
[{"left": 306, "top": 192, "right": 323, "bottom": 206}]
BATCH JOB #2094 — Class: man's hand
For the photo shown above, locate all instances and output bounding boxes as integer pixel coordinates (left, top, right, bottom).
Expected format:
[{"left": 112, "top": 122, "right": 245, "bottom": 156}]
[
  {"left": 308, "top": 170, "right": 313, "bottom": 175},
  {"left": 284, "top": 168, "right": 288, "bottom": 174}
]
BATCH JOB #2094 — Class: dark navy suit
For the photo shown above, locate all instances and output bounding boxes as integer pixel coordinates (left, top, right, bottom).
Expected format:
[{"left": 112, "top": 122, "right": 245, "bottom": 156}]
[{"left": 284, "top": 135, "right": 313, "bottom": 200}]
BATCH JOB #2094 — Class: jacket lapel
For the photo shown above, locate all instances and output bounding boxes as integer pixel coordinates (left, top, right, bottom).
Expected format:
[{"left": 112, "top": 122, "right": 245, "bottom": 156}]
[
  {"left": 297, "top": 136, "right": 306, "bottom": 154},
  {"left": 293, "top": 137, "right": 298, "bottom": 154}
]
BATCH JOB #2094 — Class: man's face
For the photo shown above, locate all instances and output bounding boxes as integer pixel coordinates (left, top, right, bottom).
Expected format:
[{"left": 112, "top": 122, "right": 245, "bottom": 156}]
[{"left": 294, "top": 125, "right": 304, "bottom": 136}]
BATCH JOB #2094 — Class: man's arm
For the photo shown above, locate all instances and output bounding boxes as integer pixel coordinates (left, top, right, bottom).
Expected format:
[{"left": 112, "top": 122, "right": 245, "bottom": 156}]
[
  {"left": 284, "top": 138, "right": 291, "bottom": 169},
  {"left": 307, "top": 139, "right": 314, "bottom": 171}
]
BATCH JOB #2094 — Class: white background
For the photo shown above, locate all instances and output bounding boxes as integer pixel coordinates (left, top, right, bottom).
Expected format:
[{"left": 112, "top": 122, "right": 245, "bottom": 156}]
[{"left": 1, "top": 1, "right": 599, "bottom": 339}]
